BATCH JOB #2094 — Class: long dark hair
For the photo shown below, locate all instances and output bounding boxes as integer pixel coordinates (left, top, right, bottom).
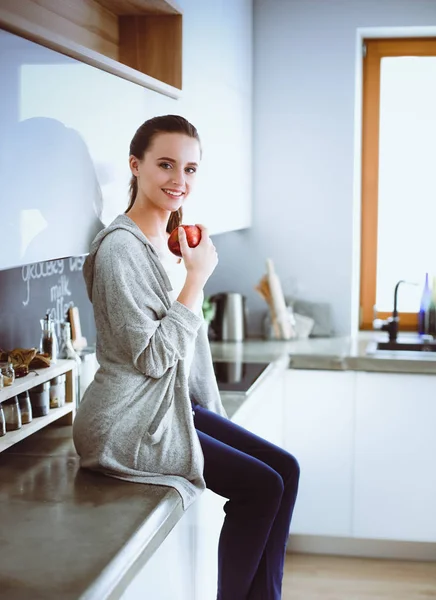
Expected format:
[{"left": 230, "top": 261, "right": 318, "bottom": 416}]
[{"left": 126, "top": 115, "right": 201, "bottom": 234}]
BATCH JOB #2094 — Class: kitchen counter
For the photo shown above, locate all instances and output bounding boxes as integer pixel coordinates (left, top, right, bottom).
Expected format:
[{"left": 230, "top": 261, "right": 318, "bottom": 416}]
[
  {"left": 0, "top": 426, "right": 183, "bottom": 600},
  {"left": 210, "top": 333, "right": 436, "bottom": 375},
  {"left": 2, "top": 333, "right": 436, "bottom": 598},
  {"left": 0, "top": 354, "right": 287, "bottom": 600}
]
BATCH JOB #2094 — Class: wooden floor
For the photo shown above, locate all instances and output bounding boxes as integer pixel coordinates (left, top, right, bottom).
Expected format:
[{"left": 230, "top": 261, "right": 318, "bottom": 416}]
[{"left": 282, "top": 553, "right": 436, "bottom": 599}]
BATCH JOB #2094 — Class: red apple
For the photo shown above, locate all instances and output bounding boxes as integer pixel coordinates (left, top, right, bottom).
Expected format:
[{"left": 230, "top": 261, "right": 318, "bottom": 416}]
[{"left": 168, "top": 225, "right": 202, "bottom": 257}]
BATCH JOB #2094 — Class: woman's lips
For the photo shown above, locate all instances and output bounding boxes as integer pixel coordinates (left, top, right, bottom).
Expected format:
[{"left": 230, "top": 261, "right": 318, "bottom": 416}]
[{"left": 162, "top": 188, "right": 185, "bottom": 199}]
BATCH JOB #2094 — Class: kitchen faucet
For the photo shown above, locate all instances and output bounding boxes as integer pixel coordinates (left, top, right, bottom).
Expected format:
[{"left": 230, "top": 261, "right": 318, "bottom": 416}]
[
  {"left": 373, "top": 280, "right": 436, "bottom": 352},
  {"left": 373, "top": 279, "right": 408, "bottom": 342}
]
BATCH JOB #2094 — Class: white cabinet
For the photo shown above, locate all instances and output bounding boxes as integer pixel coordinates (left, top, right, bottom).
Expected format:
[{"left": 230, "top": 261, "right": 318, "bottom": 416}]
[
  {"left": 120, "top": 506, "right": 195, "bottom": 600},
  {"left": 233, "top": 365, "right": 285, "bottom": 448},
  {"left": 353, "top": 372, "right": 436, "bottom": 543},
  {"left": 192, "top": 489, "right": 225, "bottom": 600},
  {"left": 180, "top": 0, "right": 253, "bottom": 95},
  {"left": 181, "top": 84, "right": 252, "bottom": 235},
  {"left": 285, "top": 369, "right": 355, "bottom": 537},
  {"left": 175, "top": 0, "right": 253, "bottom": 235},
  {"left": 220, "top": 0, "right": 253, "bottom": 95}
]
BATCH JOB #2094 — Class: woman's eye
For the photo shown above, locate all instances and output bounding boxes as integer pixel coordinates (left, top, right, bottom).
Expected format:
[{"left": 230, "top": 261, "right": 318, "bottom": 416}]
[
  {"left": 159, "top": 162, "right": 172, "bottom": 169},
  {"left": 186, "top": 167, "right": 197, "bottom": 174}
]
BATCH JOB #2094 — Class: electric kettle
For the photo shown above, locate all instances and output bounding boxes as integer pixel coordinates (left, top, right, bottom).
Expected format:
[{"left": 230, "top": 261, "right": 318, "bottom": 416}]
[{"left": 209, "top": 293, "right": 247, "bottom": 341}]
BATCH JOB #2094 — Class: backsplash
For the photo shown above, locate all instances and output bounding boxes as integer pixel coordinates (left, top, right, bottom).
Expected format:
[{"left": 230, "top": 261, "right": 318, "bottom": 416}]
[{"left": 0, "top": 257, "right": 96, "bottom": 351}]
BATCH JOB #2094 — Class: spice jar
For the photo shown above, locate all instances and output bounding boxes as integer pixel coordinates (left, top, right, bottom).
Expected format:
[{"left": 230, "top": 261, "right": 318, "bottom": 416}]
[
  {"left": 29, "top": 382, "right": 50, "bottom": 417},
  {"left": 40, "top": 313, "right": 58, "bottom": 364},
  {"left": 0, "top": 404, "right": 6, "bottom": 436},
  {"left": 0, "top": 361, "right": 15, "bottom": 386},
  {"left": 3, "top": 396, "right": 22, "bottom": 431},
  {"left": 17, "top": 391, "right": 32, "bottom": 424},
  {"left": 50, "top": 374, "right": 66, "bottom": 408}
]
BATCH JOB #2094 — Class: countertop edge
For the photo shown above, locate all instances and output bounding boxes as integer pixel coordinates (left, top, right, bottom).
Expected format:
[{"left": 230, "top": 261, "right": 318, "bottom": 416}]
[
  {"left": 210, "top": 337, "right": 436, "bottom": 375},
  {"left": 289, "top": 355, "right": 436, "bottom": 374},
  {"left": 79, "top": 489, "right": 183, "bottom": 600}
]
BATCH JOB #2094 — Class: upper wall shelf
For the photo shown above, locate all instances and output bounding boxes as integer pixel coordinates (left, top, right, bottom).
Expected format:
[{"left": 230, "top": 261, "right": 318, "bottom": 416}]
[
  {"left": 0, "top": 0, "right": 183, "bottom": 98},
  {"left": 97, "top": 0, "right": 182, "bottom": 15}
]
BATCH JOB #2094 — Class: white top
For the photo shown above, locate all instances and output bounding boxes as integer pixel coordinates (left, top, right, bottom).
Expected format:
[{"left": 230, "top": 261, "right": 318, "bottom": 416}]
[{"left": 158, "top": 253, "right": 204, "bottom": 377}]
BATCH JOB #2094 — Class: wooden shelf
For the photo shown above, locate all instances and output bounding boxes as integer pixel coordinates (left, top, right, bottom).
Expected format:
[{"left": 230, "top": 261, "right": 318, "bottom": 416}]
[
  {"left": 0, "top": 403, "right": 74, "bottom": 452},
  {"left": 0, "top": 0, "right": 183, "bottom": 95},
  {"left": 0, "top": 359, "right": 76, "bottom": 404},
  {"left": 97, "top": 0, "right": 182, "bottom": 15},
  {"left": 0, "top": 359, "right": 76, "bottom": 453}
]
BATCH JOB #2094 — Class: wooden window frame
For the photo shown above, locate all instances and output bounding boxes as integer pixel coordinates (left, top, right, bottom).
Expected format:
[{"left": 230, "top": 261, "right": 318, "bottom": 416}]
[{"left": 360, "top": 37, "right": 436, "bottom": 330}]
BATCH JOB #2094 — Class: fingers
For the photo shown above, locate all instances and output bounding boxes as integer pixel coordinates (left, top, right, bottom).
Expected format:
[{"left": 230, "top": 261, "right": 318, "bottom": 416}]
[{"left": 178, "top": 227, "right": 189, "bottom": 255}]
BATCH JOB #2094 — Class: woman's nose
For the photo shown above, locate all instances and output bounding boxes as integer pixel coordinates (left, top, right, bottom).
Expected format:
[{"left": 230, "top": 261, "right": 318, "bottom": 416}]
[{"left": 171, "top": 169, "right": 185, "bottom": 186}]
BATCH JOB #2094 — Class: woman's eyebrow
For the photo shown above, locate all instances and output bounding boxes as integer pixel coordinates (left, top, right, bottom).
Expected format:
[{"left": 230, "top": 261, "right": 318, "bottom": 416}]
[{"left": 157, "top": 156, "right": 199, "bottom": 167}]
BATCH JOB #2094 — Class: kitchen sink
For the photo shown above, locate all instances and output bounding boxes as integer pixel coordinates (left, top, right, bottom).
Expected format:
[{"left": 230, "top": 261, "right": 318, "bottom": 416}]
[{"left": 376, "top": 341, "right": 436, "bottom": 352}]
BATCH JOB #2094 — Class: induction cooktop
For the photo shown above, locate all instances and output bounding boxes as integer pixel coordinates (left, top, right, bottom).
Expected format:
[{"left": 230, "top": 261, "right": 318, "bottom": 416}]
[{"left": 212, "top": 361, "right": 270, "bottom": 393}]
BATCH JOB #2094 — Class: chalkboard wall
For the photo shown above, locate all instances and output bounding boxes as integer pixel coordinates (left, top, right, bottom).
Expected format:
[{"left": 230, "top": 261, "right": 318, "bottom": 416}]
[{"left": 0, "top": 257, "right": 96, "bottom": 352}]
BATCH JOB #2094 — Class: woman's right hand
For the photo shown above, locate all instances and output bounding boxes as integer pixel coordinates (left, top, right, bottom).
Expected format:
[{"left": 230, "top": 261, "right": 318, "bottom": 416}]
[{"left": 178, "top": 224, "right": 218, "bottom": 286}]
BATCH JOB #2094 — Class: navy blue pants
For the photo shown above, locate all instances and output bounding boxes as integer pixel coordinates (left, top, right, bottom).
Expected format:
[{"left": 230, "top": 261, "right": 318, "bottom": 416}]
[{"left": 193, "top": 404, "right": 300, "bottom": 600}]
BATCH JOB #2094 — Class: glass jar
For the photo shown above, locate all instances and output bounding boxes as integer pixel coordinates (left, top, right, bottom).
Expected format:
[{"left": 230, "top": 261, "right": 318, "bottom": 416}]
[
  {"left": 0, "top": 371, "right": 3, "bottom": 389},
  {"left": 17, "top": 391, "right": 32, "bottom": 424},
  {"left": 0, "top": 361, "right": 15, "bottom": 386},
  {"left": 40, "top": 314, "right": 58, "bottom": 364},
  {"left": 49, "top": 374, "right": 66, "bottom": 408},
  {"left": 3, "top": 396, "right": 22, "bottom": 431},
  {"left": 29, "top": 382, "right": 50, "bottom": 417},
  {"left": 0, "top": 404, "right": 6, "bottom": 436}
]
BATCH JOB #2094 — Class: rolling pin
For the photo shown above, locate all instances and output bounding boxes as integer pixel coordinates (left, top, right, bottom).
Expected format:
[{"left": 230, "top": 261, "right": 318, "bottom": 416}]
[{"left": 266, "top": 258, "right": 293, "bottom": 340}]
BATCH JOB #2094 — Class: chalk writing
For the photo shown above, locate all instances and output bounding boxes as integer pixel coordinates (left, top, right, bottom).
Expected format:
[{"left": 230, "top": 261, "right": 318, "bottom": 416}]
[
  {"left": 21, "top": 260, "right": 65, "bottom": 307},
  {"left": 69, "top": 256, "right": 86, "bottom": 272}
]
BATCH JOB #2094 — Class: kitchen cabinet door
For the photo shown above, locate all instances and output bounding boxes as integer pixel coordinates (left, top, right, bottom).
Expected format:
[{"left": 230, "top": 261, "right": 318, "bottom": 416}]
[
  {"left": 353, "top": 372, "right": 436, "bottom": 543},
  {"left": 120, "top": 506, "right": 195, "bottom": 600},
  {"left": 180, "top": 0, "right": 252, "bottom": 95},
  {"left": 232, "top": 364, "right": 286, "bottom": 448},
  {"left": 180, "top": 83, "right": 252, "bottom": 235},
  {"left": 285, "top": 369, "right": 355, "bottom": 537},
  {"left": 192, "top": 489, "right": 225, "bottom": 600},
  {"left": 220, "top": 0, "right": 253, "bottom": 95},
  {"left": 172, "top": 0, "right": 252, "bottom": 235}
]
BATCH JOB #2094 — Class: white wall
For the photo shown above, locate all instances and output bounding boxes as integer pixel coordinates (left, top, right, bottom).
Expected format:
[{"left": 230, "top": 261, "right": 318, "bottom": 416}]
[{"left": 206, "top": 0, "right": 436, "bottom": 336}]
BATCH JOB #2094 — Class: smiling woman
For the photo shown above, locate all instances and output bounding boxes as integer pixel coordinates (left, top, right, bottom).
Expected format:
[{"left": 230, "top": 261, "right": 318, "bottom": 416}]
[
  {"left": 72, "top": 114, "right": 300, "bottom": 600},
  {"left": 124, "top": 115, "right": 202, "bottom": 238}
]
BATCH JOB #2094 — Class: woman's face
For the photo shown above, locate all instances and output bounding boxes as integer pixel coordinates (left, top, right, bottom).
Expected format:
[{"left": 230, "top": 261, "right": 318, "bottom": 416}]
[{"left": 130, "top": 132, "right": 201, "bottom": 213}]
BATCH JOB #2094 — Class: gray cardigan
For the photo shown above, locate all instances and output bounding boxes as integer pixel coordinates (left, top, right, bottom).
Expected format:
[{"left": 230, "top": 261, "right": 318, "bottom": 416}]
[{"left": 72, "top": 214, "right": 227, "bottom": 509}]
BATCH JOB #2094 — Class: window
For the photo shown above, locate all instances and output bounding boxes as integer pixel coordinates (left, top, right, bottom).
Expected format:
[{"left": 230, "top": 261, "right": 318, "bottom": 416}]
[{"left": 360, "top": 38, "right": 436, "bottom": 330}]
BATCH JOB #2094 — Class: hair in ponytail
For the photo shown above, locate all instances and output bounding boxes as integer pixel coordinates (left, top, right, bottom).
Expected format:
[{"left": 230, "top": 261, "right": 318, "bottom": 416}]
[{"left": 126, "top": 115, "right": 201, "bottom": 233}]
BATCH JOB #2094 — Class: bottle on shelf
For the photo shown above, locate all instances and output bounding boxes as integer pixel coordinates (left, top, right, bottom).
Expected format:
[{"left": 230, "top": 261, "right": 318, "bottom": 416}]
[
  {"left": 428, "top": 276, "right": 436, "bottom": 338},
  {"left": 418, "top": 272, "right": 432, "bottom": 336},
  {"left": 60, "top": 322, "right": 82, "bottom": 408},
  {"left": 17, "top": 391, "right": 32, "bottom": 424},
  {"left": 40, "top": 311, "right": 59, "bottom": 363},
  {"left": 3, "top": 397, "right": 22, "bottom": 430}
]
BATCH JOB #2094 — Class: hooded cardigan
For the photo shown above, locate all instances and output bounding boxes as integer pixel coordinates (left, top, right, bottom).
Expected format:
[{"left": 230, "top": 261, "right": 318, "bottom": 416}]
[{"left": 72, "top": 214, "right": 227, "bottom": 509}]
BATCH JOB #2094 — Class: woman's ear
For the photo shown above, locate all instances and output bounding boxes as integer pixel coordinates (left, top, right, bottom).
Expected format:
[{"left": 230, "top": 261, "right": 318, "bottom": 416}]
[{"left": 129, "top": 155, "right": 140, "bottom": 176}]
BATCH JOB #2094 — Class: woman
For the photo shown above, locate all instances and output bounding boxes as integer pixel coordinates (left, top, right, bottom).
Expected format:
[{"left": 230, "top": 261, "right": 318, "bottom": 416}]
[{"left": 73, "top": 115, "right": 300, "bottom": 600}]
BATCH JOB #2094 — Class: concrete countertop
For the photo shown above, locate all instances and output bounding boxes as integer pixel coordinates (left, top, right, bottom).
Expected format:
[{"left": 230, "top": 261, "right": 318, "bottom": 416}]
[
  {"left": 0, "top": 426, "right": 184, "bottom": 600},
  {"left": 210, "top": 333, "right": 436, "bottom": 375},
  {"left": 2, "top": 334, "right": 435, "bottom": 598},
  {"left": 0, "top": 353, "right": 286, "bottom": 600}
]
